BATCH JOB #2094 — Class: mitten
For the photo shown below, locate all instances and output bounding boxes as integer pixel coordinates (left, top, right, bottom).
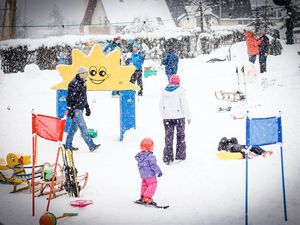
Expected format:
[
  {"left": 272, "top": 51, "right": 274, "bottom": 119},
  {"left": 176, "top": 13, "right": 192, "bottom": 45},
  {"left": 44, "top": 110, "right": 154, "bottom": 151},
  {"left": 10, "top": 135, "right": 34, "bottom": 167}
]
[{"left": 85, "top": 106, "right": 91, "bottom": 116}]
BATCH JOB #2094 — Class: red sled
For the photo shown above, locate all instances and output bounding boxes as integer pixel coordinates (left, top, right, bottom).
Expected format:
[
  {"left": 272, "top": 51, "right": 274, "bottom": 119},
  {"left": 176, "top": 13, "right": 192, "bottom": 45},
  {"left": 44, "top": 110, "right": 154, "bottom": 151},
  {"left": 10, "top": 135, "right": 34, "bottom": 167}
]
[{"left": 70, "top": 200, "right": 93, "bottom": 208}]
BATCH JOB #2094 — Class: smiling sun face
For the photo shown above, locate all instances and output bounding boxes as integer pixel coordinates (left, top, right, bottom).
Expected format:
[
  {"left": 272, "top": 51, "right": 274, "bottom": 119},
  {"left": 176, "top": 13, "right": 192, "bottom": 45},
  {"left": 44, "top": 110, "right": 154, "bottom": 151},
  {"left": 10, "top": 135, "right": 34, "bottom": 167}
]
[
  {"left": 52, "top": 44, "right": 140, "bottom": 91},
  {"left": 88, "top": 66, "right": 111, "bottom": 85}
]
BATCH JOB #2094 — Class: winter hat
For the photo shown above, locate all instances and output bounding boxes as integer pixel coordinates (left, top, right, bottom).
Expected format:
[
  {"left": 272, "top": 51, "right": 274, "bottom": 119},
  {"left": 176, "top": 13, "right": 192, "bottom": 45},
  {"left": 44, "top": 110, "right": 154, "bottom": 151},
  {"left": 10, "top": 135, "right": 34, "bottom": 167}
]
[
  {"left": 76, "top": 66, "right": 88, "bottom": 75},
  {"left": 170, "top": 74, "right": 180, "bottom": 85},
  {"left": 132, "top": 42, "right": 140, "bottom": 49},
  {"left": 140, "top": 138, "right": 154, "bottom": 152}
]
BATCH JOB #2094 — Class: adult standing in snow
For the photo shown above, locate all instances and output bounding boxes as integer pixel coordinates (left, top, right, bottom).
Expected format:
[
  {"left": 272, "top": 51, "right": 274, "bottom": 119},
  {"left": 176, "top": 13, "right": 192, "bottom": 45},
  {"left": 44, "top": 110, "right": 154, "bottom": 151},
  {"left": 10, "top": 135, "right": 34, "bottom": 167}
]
[
  {"left": 161, "top": 45, "right": 179, "bottom": 82},
  {"left": 159, "top": 75, "right": 191, "bottom": 165},
  {"left": 65, "top": 66, "right": 101, "bottom": 152},
  {"left": 135, "top": 138, "right": 162, "bottom": 205},
  {"left": 245, "top": 31, "right": 262, "bottom": 64},
  {"left": 126, "top": 42, "right": 145, "bottom": 96},
  {"left": 258, "top": 31, "right": 270, "bottom": 73},
  {"left": 104, "top": 36, "right": 123, "bottom": 97}
]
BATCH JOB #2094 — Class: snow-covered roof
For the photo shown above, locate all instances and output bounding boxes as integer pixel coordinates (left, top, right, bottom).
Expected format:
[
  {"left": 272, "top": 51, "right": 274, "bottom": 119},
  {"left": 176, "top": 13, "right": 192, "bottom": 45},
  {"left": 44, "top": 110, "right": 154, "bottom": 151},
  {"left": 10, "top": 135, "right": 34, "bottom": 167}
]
[{"left": 101, "top": 0, "right": 176, "bottom": 28}]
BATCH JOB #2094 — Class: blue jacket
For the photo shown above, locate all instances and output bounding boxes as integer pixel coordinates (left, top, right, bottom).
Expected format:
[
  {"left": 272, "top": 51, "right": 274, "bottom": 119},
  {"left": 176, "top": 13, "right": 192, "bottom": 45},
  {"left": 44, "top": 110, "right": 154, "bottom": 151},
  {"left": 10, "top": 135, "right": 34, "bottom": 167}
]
[
  {"left": 66, "top": 75, "right": 88, "bottom": 110},
  {"left": 135, "top": 151, "right": 162, "bottom": 178},
  {"left": 161, "top": 50, "right": 179, "bottom": 77},
  {"left": 126, "top": 51, "right": 144, "bottom": 70},
  {"left": 104, "top": 41, "right": 122, "bottom": 54}
]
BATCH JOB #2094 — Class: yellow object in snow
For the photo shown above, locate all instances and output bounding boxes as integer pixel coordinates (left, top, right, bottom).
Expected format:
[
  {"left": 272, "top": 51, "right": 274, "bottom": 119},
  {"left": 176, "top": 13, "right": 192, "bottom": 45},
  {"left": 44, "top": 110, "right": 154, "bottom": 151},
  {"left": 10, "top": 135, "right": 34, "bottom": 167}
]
[
  {"left": 216, "top": 151, "right": 243, "bottom": 160},
  {"left": 52, "top": 44, "right": 139, "bottom": 91},
  {"left": 0, "top": 153, "right": 31, "bottom": 183}
]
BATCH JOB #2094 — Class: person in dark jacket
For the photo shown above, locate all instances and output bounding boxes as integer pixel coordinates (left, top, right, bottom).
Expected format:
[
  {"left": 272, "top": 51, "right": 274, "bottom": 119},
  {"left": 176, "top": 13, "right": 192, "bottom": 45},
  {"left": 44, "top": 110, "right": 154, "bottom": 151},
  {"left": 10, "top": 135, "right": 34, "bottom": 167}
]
[
  {"left": 135, "top": 138, "right": 162, "bottom": 205},
  {"left": 126, "top": 42, "right": 145, "bottom": 96},
  {"left": 217, "top": 137, "right": 273, "bottom": 159},
  {"left": 258, "top": 32, "right": 270, "bottom": 73},
  {"left": 65, "top": 66, "right": 100, "bottom": 152},
  {"left": 161, "top": 47, "right": 179, "bottom": 82},
  {"left": 103, "top": 36, "right": 122, "bottom": 53}
]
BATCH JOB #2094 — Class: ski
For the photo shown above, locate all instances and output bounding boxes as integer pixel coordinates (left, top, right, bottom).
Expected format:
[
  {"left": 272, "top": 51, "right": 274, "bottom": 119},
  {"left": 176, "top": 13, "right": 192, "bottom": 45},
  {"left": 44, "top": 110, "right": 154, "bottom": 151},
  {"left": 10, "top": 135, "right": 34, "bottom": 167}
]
[
  {"left": 134, "top": 200, "right": 169, "bottom": 209},
  {"left": 61, "top": 145, "right": 81, "bottom": 197}
]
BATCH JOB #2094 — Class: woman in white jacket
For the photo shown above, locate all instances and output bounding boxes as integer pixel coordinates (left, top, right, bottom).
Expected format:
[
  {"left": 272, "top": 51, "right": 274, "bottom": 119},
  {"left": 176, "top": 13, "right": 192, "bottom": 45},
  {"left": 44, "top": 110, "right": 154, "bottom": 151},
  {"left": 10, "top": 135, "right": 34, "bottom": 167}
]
[{"left": 159, "top": 75, "right": 191, "bottom": 164}]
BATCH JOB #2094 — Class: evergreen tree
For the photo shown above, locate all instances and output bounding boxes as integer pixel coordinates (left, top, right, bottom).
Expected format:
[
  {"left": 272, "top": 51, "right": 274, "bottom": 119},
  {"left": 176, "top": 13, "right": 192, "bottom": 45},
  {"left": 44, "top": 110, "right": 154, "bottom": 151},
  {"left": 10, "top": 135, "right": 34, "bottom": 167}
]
[{"left": 273, "top": 0, "right": 295, "bottom": 44}]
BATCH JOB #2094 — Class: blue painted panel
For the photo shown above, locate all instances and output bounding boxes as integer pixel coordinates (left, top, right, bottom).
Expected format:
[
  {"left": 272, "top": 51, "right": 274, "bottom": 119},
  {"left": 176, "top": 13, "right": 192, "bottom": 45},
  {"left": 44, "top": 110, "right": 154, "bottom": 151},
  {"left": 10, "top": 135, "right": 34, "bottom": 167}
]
[{"left": 120, "top": 90, "right": 136, "bottom": 141}]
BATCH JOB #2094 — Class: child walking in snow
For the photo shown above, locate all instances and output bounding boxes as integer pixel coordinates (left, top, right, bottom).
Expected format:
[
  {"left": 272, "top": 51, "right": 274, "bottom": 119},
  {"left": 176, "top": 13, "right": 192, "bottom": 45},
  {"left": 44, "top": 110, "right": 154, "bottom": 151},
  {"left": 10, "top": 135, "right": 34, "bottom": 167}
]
[{"left": 135, "top": 138, "right": 162, "bottom": 205}]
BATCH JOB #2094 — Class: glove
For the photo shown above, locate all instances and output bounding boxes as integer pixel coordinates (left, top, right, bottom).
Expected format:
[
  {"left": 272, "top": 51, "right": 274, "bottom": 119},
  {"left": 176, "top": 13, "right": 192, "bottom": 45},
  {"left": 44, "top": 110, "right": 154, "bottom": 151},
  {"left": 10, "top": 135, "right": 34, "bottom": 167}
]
[
  {"left": 85, "top": 106, "right": 91, "bottom": 116},
  {"left": 67, "top": 107, "right": 75, "bottom": 119},
  {"left": 158, "top": 172, "right": 162, "bottom": 177}
]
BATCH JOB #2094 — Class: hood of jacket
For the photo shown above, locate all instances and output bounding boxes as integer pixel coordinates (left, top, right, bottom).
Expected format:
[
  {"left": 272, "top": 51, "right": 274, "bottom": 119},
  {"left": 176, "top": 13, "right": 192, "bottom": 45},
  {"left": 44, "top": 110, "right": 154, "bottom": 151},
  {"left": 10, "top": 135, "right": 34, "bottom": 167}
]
[
  {"left": 245, "top": 31, "right": 254, "bottom": 39},
  {"left": 165, "top": 84, "right": 180, "bottom": 92},
  {"left": 135, "top": 151, "right": 152, "bottom": 163}
]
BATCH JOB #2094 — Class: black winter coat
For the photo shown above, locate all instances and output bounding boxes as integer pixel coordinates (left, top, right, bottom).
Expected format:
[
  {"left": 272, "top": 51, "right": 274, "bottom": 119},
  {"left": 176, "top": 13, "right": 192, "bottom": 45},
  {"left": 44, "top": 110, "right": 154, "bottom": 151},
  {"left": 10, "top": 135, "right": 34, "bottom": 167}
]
[
  {"left": 66, "top": 75, "right": 88, "bottom": 110},
  {"left": 259, "top": 35, "right": 269, "bottom": 55}
]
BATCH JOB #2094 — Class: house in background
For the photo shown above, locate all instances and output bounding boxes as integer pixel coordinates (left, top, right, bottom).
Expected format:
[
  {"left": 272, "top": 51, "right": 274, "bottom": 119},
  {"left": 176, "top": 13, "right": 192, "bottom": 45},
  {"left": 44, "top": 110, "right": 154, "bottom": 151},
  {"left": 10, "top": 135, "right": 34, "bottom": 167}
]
[
  {"left": 176, "top": 4, "right": 219, "bottom": 31},
  {"left": 2, "top": 0, "right": 176, "bottom": 39}
]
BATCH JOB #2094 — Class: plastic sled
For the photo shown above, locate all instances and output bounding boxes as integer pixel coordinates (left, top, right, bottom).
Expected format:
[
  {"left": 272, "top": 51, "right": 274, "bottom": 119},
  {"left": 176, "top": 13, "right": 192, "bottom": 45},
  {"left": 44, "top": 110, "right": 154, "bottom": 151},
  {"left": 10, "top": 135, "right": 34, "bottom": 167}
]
[{"left": 70, "top": 200, "right": 93, "bottom": 208}]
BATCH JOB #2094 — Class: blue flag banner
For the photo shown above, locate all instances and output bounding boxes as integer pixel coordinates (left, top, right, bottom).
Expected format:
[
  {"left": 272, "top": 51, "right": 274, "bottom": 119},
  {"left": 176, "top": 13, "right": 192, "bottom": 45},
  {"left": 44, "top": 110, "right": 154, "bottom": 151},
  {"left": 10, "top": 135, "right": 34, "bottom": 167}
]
[
  {"left": 244, "top": 113, "right": 287, "bottom": 225},
  {"left": 246, "top": 116, "right": 282, "bottom": 147}
]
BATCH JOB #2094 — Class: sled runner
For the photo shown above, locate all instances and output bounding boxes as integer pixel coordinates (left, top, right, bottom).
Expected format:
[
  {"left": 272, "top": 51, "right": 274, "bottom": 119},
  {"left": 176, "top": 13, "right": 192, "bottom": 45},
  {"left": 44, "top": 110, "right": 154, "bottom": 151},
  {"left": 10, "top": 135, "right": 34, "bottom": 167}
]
[{"left": 215, "top": 91, "right": 246, "bottom": 102}]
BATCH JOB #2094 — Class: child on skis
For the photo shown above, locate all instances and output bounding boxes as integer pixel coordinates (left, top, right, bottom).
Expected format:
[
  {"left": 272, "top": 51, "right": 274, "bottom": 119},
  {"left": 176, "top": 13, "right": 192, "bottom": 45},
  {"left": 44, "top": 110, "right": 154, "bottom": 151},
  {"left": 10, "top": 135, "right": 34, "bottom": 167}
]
[{"left": 135, "top": 138, "right": 162, "bottom": 205}]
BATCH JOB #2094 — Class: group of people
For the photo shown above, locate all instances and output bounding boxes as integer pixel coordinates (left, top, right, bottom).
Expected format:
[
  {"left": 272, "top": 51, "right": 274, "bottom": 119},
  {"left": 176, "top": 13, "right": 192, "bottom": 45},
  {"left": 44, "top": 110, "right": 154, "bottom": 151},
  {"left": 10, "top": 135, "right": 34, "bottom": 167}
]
[
  {"left": 245, "top": 30, "right": 270, "bottom": 73},
  {"left": 64, "top": 33, "right": 272, "bottom": 205},
  {"left": 64, "top": 37, "right": 190, "bottom": 205}
]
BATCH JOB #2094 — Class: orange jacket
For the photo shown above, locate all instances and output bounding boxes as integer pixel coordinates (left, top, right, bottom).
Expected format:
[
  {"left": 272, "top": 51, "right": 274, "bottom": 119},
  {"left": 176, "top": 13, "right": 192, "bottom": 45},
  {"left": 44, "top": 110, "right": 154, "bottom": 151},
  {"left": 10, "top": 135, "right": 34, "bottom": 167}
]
[{"left": 245, "top": 31, "right": 262, "bottom": 56}]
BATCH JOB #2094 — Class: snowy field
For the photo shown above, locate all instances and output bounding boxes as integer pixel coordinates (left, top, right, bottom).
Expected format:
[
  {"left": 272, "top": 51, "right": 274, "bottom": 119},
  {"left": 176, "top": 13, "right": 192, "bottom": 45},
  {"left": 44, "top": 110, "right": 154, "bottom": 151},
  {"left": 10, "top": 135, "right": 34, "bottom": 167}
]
[{"left": 0, "top": 40, "right": 300, "bottom": 225}]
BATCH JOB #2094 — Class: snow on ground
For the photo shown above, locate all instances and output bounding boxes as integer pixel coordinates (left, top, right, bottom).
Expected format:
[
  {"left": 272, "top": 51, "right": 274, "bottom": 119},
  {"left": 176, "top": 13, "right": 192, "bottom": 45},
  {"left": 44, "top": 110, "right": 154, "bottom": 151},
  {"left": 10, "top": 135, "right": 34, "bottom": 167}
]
[{"left": 0, "top": 40, "right": 300, "bottom": 225}]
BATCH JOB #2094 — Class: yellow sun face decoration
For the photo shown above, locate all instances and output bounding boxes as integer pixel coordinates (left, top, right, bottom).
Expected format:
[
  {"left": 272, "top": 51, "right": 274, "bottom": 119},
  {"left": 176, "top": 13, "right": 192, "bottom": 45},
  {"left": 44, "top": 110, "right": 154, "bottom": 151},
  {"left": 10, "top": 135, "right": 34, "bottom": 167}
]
[{"left": 52, "top": 44, "right": 140, "bottom": 91}]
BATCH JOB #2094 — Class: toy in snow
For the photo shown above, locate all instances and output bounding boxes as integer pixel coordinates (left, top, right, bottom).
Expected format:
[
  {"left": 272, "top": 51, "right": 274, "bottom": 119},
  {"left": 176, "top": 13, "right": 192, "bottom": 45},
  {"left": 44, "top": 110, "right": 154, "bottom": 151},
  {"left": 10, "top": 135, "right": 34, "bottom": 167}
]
[
  {"left": 143, "top": 66, "right": 157, "bottom": 78},
  {"left": 87, "top": 128, "right": 98, "bottom": 138},
  {"left": 39, "top": 212, "right": 78, "bottom": 225},
  {"left": 218, "top": 106, "right": 232, "bottom": 112},
  {"left": 0, "top": 153, "right": 34, "bottom": 185},
  {"left": 70, "top": 200, "right": 93, "bottom": 207}
]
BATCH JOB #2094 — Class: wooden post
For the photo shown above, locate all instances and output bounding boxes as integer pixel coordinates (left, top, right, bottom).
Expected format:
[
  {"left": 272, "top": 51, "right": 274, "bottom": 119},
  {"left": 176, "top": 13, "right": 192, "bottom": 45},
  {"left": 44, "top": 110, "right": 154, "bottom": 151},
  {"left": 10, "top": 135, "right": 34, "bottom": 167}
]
[
  {"left": 1, "top": 0, "right": 8, "bottom": 40},
  {"left": 8, "top": 0, "right": 16, "bottom": 39}
]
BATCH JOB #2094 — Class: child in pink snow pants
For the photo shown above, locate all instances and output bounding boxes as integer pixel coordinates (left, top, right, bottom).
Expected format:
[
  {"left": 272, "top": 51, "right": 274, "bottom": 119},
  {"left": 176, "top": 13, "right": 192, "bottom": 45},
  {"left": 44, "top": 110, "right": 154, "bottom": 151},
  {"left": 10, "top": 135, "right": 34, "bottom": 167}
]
[{"left": 135, "top": 138, "right": 162, "bottom": 205}]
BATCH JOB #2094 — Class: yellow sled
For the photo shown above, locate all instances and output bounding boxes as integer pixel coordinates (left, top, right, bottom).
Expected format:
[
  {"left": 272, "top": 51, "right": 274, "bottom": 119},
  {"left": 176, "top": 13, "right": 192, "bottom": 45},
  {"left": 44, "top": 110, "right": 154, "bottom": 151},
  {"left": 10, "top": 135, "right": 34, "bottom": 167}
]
[{"left": 216, "top": 151, "right": 243, "bottom": 160}]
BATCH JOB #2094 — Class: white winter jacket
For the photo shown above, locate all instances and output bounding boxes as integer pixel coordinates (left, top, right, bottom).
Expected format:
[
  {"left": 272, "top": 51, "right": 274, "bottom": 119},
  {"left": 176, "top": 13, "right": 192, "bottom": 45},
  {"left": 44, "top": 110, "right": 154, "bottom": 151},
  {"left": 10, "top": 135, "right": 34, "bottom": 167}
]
[{"left": 159, "top": 85, "right": 191, "bottom": 120}]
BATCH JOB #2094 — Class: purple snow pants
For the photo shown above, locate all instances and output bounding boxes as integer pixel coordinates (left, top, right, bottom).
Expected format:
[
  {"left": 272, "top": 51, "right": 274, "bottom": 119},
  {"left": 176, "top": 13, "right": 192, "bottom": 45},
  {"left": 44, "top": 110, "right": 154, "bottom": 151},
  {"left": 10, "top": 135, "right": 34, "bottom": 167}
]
[
  {"left": 163, "top": 118, "right": 186, "bottom": 163},
  {"left": 141, "top": 177, "right": 157, "bottom": 198}
]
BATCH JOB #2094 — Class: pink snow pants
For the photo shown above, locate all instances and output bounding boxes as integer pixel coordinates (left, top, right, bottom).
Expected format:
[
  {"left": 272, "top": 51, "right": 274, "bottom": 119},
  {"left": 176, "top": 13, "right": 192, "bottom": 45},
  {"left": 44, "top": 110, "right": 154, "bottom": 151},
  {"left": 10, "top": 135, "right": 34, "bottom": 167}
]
[{"left": 141, "top": 177, "right": 157, "bottom": 198}]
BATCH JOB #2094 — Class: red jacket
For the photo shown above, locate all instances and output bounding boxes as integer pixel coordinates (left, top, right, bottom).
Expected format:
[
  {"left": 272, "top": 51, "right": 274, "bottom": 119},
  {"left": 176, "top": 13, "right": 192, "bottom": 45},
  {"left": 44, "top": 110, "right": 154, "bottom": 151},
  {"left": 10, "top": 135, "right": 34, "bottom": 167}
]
[{"left": 245, "top": 31, "right": 262, "bottom": 56}]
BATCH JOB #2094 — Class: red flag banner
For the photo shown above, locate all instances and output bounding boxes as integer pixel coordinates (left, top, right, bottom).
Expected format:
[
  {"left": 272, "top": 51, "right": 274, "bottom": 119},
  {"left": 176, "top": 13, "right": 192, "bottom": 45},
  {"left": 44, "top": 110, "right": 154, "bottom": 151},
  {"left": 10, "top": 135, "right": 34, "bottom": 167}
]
[{"left": 32, "top": 114, "right": 65, "bottom": 142}]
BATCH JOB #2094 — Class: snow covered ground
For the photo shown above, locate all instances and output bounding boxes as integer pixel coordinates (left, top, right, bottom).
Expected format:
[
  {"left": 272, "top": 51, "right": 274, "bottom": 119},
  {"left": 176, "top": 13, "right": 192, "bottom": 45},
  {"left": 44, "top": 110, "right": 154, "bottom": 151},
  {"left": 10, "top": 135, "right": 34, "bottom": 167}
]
[{"left": 0, "top": 40, "right": 299, "bottom": 225}]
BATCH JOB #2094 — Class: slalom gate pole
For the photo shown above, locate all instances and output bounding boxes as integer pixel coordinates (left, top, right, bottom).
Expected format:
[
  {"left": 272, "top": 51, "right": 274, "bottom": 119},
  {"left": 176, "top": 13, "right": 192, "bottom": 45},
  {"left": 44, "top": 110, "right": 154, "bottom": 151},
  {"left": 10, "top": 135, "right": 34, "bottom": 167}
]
[
  {"left": 236, "top": 66, "right": 241, "bottom": 92},
  {"left": 241, "top": 66, "right": 248, "bottom": 104},
  {"left": 280, "top": 145, "right": 288, "bottom": 221}
]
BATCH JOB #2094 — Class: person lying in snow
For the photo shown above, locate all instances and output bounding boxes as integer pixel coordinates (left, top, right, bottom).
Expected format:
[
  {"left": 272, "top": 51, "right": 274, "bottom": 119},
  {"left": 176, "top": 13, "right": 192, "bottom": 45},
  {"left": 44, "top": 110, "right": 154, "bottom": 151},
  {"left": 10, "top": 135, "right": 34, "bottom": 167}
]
[{"left": 217, "top": 137, "right": 273, "bottom": 159}]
